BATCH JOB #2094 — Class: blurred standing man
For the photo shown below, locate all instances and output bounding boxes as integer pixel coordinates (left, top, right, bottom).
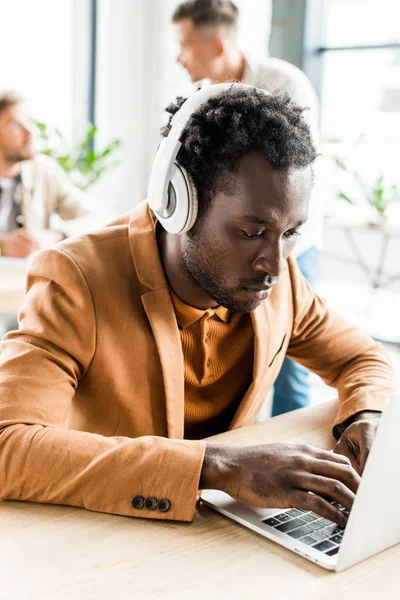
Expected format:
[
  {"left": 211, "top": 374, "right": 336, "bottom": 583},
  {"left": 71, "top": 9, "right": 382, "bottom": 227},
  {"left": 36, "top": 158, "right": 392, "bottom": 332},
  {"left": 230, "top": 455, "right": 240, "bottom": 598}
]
[
  {"left": 172, "top": 0, "right": 323, "bottom": 416},
  {"left": 0, "top": 91, "right": 87, "bottom": 258}
]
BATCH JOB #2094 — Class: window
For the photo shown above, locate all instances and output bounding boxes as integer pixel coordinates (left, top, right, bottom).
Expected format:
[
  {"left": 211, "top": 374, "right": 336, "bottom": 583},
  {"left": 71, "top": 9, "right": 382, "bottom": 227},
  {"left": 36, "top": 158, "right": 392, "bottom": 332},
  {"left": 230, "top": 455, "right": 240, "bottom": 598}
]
[
  {"left": 0, "top": 0, "right": 92, "bottom": 137},
  {"left": 305, "top": 0, "right": 400, "bottom": 145}
]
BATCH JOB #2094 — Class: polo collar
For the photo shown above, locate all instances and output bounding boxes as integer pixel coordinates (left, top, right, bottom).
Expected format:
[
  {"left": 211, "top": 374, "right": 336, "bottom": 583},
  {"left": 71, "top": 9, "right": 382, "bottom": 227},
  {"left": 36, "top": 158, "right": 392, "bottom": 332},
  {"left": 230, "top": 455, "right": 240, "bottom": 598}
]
[{"left": 170, "top": 288, "right": 231, "bottom": 329}]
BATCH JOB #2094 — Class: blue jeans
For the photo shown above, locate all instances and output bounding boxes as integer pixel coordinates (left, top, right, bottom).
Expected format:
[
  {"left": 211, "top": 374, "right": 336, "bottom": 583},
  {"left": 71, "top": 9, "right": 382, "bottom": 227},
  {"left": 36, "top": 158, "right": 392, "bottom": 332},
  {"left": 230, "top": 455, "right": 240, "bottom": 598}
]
[{"left": 271, "top": 246, "right": 319, "bottom": 417}]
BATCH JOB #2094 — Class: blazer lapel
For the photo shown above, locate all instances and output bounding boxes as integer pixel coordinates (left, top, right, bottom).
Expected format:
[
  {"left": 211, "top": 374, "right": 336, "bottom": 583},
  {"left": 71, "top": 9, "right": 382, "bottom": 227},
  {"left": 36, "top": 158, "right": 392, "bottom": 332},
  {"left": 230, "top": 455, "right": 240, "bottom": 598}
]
[
  {"left": 142, "top": 290, "right": 185, "bottom": 439},
  {"left": 229, "top": 303, "right": 271, "bottom": 429},
  {"left": 129, "top": 202, "right": 185, "bottom": 439}
]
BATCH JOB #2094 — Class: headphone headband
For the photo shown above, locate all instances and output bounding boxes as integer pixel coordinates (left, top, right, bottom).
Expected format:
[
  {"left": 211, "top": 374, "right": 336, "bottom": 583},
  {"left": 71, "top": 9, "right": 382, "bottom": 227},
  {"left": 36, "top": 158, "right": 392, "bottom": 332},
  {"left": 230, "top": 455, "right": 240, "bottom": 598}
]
[
  {"left": 147, "top": 82, "right": 270, "bottom": 233},
  {"left": 148, "top": 83, "right": 262, "bottom": 213}
]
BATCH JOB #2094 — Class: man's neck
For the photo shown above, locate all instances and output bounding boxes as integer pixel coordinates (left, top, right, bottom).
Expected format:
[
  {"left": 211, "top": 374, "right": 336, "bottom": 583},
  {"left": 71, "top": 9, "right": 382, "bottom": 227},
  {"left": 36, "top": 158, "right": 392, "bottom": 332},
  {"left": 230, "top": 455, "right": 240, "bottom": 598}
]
[
  {"left": 0, "top": 156, "right": 21, "bottom": 179},
  {"left": 157, "top": 228, "right": 218, "bottom": 310},
  {"left": 209, "top": 48, "right": 246, "bottom": 84}
]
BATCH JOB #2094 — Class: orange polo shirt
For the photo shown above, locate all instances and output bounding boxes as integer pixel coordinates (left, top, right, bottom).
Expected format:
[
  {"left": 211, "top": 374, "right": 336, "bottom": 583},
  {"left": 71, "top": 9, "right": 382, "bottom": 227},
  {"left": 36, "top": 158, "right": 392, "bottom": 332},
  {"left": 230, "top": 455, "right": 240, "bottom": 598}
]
[{"left": 170, "top": 290, "right": 254, "bottom": 439}]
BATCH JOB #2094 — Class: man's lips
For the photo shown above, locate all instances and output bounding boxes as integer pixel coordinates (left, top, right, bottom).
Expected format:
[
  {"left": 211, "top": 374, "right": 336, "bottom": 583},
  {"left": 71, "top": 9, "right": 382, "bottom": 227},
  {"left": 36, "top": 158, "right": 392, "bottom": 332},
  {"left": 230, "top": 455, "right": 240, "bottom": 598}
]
[{"left": 242, "top": 284, "right": 276, "bottom": 300}]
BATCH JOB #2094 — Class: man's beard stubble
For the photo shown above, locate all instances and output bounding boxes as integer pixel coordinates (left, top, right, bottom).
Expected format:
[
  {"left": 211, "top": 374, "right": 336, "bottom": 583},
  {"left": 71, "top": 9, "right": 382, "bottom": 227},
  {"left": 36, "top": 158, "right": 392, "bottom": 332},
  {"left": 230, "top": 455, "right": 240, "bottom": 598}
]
[{"left": 180, "top": 232, "right": 261, "bottom": 313}]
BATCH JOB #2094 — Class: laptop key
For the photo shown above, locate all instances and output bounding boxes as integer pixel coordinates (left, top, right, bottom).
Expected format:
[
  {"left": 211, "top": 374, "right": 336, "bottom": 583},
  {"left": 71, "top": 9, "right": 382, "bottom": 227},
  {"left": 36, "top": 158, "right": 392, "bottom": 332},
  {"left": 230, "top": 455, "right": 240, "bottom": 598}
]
[
  {"left": 330, "top": 534, "right": 342, "bottom": 545},
  {"left": 287, "top": 525, "right": 313, "bottom": 539},
  {"left": 277, "top": 514, "right": 292, "bottom": 522},
  {"left": 301, "top": 535, "right": 319, "bottom": 545},
  {"left": 287, "top": 509, "right": 302, "bottom": 518},
  {"left": 300, "top": 513, "right": 319, "bottom": 523},
  {"left": 313, "top": 540, "right": 335, "bottom": 552},
  {"left": 262, "top": 517, "right": 280, "bottom": 527},
  {"left": 275, "top": 517, "right": 307, "bottom": 533},
  {"left": 326, "top": 547, "right": 340, "bottom": 556},
  {"left": 332, "top": 525, "right": 345, "bottom": 535},
  {"left": 311, "top": 530, "right": 331, "bottom": 541},
  {"left": 318, "top": 518, "right": 334, "bottom": 526},
  {"left": 323, "top": 524, "right": 339, "bottom": 536},
  {"left": 273, "top": 512, "right": 288, "bottom": 520},
  {"left": 307, "top": 521, "right": 325, "bottom": 532}
]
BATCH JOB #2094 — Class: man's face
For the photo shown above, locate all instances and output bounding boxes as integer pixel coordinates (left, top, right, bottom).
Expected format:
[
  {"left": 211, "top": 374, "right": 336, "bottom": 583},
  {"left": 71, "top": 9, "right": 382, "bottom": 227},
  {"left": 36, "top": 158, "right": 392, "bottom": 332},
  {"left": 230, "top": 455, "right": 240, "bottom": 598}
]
[
  {"left": 180, "top": 153, "right": 312, "bottom": 313},
  {"left": 0, "top": 103, "right": 35, "bottom": 163},
  {"left": 174, "top": 18, "right": 219, "bottom": 82}
]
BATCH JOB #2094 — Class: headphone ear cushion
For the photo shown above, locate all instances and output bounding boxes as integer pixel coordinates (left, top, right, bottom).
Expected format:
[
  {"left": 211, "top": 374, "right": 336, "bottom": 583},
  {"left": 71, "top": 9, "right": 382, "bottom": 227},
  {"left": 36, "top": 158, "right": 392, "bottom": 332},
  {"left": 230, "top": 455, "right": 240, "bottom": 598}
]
[
  {"left": 155, "top": 163, "right": 198, "bottom": 234},
  {"left": 181, "top": 167, "right": 198, "bottom": 233}
]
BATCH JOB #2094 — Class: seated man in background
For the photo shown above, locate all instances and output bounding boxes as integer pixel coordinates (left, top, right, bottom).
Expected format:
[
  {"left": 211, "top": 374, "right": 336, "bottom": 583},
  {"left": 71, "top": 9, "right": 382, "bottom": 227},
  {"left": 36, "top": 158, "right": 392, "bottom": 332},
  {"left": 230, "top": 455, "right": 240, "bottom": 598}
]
[
  {"left": 0, "top": 86, "right": 395, "bottom": 529},
  {"left": 172, "top": 0, "right": 322, "bottom": 416},
  {"left": 0, "top": 90, "right": 87, "bottom": 257}
]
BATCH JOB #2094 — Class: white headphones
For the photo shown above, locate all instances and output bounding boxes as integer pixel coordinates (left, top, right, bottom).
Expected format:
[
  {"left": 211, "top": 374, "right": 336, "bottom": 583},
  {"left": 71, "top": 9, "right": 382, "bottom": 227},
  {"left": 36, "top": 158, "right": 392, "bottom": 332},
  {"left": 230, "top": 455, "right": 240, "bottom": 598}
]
[{"left": 147, "top": 82, "right": 269, "bottom": 234}]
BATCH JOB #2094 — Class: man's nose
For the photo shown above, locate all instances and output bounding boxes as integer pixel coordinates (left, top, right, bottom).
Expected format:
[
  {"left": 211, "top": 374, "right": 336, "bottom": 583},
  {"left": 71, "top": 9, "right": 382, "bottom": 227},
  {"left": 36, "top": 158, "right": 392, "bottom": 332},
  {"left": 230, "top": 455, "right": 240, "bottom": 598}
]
[
  {"left": 23, "top": 122, "right": 34, "bottom": 138},
  {"left": 252, "top": 244, "right": 286, "bottom": 278}
]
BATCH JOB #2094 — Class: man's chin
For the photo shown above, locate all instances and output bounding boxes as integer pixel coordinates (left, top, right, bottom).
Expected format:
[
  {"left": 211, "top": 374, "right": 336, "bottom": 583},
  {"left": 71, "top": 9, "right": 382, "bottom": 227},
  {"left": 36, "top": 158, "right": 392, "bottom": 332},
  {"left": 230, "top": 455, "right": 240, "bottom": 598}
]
[
  {"left": 10, "top": 151, "right": 34, "bottom": 162},
  {"left": 234, "top": 300, "right": 262, "bottom": 313},
  {"left": 216, "top": 296, "right": 262, "bottom": 313},
  {"left": 22, "top": 150, "right": 34, "bottom": 161}
]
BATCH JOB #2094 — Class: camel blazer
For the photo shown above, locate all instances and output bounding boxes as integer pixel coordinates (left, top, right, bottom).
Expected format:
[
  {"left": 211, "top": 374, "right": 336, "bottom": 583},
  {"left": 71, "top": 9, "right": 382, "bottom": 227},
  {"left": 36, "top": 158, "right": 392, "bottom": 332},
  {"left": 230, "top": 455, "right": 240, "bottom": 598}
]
[{"left": 0, "top": 201, "right": 395, "bottom": 522}]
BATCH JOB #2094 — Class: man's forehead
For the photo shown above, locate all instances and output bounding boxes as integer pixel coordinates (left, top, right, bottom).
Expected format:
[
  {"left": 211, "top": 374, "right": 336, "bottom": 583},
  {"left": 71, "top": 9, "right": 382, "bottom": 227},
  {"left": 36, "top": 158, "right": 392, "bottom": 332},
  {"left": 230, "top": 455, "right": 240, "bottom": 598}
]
[
  {"left": 211, "top": 156, "right": 311, "bottom": 224},
  {"left": 214, "top": 154, "right": 312, "bottom": 199},
  {"left": 174, "top": 18, "right": 218, "bottom": 42},
  {"left": 174, "top": 19, "right": 196, "bottom": 39}
]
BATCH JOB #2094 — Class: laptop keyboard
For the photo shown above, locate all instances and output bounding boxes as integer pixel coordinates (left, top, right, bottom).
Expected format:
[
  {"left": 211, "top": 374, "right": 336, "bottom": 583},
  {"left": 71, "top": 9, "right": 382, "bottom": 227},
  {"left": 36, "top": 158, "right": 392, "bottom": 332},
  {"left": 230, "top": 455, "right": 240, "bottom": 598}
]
[{"left": 261, "top": 502, "right": 348, "bottom": 556}]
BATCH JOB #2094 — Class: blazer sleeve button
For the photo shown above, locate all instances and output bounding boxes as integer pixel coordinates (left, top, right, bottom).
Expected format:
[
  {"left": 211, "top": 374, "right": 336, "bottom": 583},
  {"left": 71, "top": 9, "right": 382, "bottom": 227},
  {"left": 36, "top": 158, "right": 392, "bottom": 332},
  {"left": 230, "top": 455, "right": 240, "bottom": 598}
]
[
  {"left": 131, "top": 495, "right": 145, "bottom": 510},
  {"left": 157, "top": 498, "right": 171, "bottom": 512},
  {"left": 144, "top": 496, "right": 158, "bottom": 510}
]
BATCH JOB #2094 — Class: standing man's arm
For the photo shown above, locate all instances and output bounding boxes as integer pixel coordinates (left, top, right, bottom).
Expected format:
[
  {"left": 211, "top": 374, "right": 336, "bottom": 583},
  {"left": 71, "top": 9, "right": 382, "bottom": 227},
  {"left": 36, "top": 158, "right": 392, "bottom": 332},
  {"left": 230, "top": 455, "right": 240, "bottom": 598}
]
[{"left": 0, "top": 249, "right": 205, "bottom": 521}]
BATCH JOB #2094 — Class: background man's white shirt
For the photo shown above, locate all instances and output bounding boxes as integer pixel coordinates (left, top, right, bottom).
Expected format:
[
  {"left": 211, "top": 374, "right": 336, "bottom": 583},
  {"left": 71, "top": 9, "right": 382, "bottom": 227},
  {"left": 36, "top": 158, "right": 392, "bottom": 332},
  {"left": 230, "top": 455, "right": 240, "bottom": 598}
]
[{"left": 241, "top": 54, "right": 324, "bottom": 258}]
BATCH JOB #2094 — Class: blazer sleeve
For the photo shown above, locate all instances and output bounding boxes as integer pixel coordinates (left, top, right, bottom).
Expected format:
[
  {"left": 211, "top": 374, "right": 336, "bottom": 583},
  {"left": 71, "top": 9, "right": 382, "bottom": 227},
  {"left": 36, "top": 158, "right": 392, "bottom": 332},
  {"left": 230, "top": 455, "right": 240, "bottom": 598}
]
[
  {"left": 0, "top": 248, "right": 205, "bottom": 522},
  {"left": 286, "top": 256, "right": 397, "bottom": 429}
]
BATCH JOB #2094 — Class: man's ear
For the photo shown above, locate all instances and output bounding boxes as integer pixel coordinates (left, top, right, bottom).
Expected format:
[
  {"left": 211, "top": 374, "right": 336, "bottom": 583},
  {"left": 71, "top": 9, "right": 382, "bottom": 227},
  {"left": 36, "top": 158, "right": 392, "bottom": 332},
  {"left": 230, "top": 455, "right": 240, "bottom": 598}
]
[{"left": 214, "top": 38, "right": 225, "bottom": 58}]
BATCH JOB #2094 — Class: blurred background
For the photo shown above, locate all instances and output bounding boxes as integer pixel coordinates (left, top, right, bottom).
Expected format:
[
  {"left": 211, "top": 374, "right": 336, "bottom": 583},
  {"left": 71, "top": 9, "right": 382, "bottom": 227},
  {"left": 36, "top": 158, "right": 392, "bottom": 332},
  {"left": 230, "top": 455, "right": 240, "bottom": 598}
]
[{"left": 1, "top": 0, "right": 399, "bottom": 403}]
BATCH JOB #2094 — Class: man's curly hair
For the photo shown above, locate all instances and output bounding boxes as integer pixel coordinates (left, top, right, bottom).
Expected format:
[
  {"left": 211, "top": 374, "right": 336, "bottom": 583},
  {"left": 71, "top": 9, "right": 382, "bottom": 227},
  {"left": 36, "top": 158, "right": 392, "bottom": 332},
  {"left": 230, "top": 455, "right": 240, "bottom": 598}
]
[{"left": 161, "top": 86, "right": 318, "bottom": 218}]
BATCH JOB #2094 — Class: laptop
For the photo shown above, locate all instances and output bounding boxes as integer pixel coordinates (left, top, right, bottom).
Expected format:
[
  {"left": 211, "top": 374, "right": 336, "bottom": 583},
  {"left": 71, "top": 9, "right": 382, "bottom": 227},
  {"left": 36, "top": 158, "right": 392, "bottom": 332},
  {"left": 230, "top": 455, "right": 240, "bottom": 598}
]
[{"left": 201, "top": 395, "right": 400, "bottom": 571}]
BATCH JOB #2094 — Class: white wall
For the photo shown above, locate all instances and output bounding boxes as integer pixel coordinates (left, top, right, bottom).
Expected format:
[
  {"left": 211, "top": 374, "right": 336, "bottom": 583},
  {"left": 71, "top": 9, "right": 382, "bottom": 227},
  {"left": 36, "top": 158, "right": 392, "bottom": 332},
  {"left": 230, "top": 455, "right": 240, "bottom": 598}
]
[{"left": 0, "top": 0, "right": 75, "bottom": 135}]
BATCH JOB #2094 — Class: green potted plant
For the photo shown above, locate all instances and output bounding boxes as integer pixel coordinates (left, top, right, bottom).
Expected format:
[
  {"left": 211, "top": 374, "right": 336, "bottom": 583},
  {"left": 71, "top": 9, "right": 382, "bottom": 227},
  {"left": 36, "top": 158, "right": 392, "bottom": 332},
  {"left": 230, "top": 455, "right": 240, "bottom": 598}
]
[
  {"left": 35, "top": 121, "right": 121, "bottom": 191},
  {"left": 335, "top": 157, "right": 398, "bottom": 226}
]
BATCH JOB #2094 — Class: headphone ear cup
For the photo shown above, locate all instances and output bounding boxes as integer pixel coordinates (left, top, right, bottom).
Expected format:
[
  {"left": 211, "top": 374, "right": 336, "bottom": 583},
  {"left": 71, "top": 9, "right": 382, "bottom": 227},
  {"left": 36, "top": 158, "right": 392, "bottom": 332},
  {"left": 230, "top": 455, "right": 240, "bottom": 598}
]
[
  {"left": 181, "top": 167, "right": 198, "bottom": 233},
  {"left": 155, "top": 163, "right": 198, "bottom": 234}
]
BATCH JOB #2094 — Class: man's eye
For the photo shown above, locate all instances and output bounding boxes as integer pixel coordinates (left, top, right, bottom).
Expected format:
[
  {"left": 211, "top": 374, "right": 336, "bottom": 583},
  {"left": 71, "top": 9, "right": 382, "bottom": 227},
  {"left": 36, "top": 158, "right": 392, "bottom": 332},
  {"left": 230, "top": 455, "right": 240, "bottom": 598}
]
[
  {"left": 241, "top": 230, "right": 264, "bottom": 239},
  {"left": 284, "top": 230, "right": 301, "bottom": 239}
]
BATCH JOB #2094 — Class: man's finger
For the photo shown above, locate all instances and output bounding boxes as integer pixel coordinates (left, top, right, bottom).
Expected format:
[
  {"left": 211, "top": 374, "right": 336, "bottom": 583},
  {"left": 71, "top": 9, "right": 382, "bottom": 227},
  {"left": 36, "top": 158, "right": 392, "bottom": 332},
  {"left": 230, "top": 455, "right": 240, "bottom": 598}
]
[
  {"left": 358, "top": 426, "right": 377, "bottom": 472},
  {"left": 333, "top": 440, "right": 360, "bottom": 474},
  {"left": 312, "top": 447, "right": 352, "bottom": 466},
  {"left": 293, "top": 490, "right": 347, "bottom": 528},
  {"left": 300, "top": 474, "right": 356, "bottom": 512},
  {"left": 309, "top": 455, "right": 361, "bottom": 494}
]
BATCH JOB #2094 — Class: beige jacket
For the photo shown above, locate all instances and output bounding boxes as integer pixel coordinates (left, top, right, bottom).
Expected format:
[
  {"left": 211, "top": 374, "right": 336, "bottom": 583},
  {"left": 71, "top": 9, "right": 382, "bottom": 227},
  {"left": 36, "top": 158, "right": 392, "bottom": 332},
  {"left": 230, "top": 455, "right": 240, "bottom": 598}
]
[
  {"left": 0, "top": 202, "right": 395, "bottom": 522},
  {"left": 16, "top": 154, "right": 87, "bottom": 230}
]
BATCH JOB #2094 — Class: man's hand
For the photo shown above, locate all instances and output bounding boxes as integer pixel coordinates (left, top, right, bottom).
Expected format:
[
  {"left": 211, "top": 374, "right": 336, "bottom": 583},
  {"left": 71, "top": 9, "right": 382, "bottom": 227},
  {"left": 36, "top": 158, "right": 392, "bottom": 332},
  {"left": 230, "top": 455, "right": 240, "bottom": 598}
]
[
  {"left": 200, "top": 443, "right": 361, "bottom": 527},
  {"left": 32, "top": 229, "right": 65, "bottom": 247},
  {"left": 0, "top": 229, "right": 40, "bottom": 257},
  {"left": 0, "top": 229, "right": 65, "bottom": 258},
  {"left": 334, "top": 411, "right": 382, "bottom": 475}
]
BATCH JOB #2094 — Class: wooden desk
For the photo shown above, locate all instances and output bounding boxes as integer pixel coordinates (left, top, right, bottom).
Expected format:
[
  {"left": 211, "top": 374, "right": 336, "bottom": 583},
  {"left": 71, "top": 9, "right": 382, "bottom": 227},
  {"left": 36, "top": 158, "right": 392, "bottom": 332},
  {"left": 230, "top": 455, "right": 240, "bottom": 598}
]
[
  {"left": 1, "top": 401, "right": 398, "bottom": 600},
  {"left": 0, "top": 257, "right": 27, "bottom": 315}
]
